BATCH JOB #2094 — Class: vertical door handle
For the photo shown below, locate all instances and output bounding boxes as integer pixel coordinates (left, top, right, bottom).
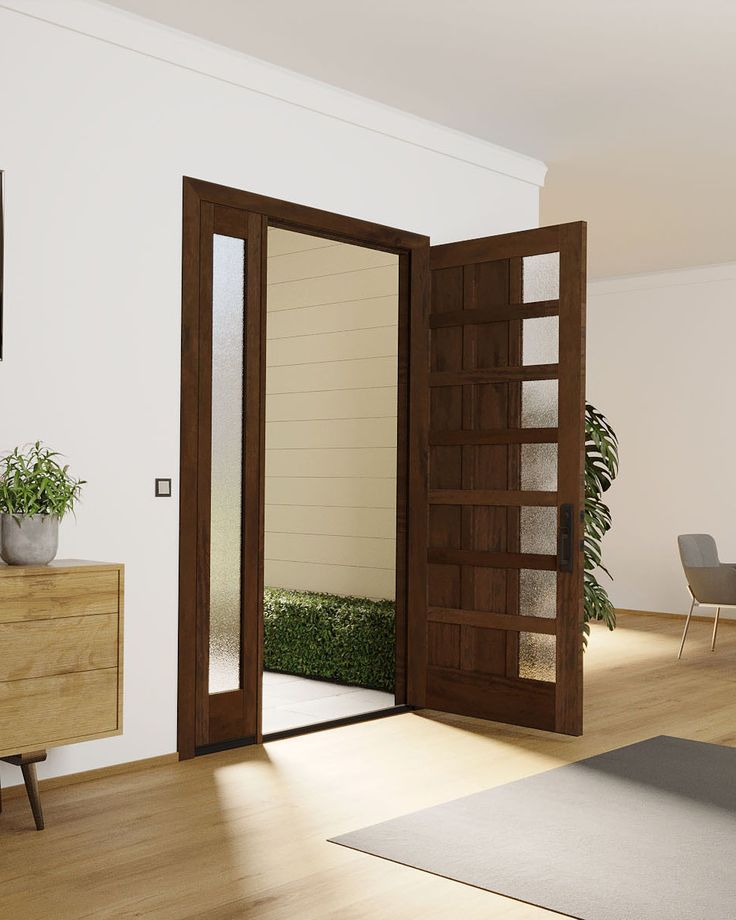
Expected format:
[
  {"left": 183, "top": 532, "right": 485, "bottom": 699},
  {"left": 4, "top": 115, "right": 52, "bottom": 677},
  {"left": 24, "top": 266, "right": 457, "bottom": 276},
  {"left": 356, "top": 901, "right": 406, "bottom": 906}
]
[{"left": 558, "top": 503, "right": 574, "bottom": 573}]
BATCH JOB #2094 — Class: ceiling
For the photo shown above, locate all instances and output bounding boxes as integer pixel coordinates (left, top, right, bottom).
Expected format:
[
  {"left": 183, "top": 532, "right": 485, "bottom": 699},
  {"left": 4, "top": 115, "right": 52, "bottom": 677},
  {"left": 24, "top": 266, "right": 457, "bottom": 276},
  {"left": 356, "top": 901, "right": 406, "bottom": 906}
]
[{"left": 103, "top": 0, "right": 736, "bottom": 278}]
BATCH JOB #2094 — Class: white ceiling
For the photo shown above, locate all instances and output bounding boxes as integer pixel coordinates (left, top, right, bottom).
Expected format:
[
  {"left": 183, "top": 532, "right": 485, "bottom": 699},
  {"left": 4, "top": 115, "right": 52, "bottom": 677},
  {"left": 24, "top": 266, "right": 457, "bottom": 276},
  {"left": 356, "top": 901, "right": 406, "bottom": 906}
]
[{"left": 103, "top": 0, "right": 736, "bottom": 278}]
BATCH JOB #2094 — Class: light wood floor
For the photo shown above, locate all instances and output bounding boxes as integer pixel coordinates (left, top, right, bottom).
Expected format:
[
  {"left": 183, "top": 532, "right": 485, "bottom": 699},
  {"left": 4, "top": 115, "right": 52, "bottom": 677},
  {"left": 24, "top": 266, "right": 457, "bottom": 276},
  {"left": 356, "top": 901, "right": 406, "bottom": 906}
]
[{"left": 2, "top": 613, "right": 734, "bottom": 919}]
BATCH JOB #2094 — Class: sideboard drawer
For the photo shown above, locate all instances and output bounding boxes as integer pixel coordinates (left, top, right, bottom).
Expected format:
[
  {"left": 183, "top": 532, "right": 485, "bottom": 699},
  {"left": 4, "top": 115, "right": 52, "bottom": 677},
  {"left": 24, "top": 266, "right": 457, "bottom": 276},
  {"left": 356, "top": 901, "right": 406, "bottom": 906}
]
[
  {"left": 0, "top": 669, "right": 119, "bottom": 754},
  {"left": 0, "top": 570, "right": 119, "bottom": 623},
  {"left": 0, "top": 614, "right": 118, "bottom": 682}
]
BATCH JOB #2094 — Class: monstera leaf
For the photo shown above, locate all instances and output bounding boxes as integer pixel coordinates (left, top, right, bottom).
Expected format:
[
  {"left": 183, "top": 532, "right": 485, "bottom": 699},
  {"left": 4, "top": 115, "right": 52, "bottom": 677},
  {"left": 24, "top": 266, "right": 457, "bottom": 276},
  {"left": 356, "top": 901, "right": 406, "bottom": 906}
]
[{"left": 583, "top": 403, "right": 619, "bottom": 644}]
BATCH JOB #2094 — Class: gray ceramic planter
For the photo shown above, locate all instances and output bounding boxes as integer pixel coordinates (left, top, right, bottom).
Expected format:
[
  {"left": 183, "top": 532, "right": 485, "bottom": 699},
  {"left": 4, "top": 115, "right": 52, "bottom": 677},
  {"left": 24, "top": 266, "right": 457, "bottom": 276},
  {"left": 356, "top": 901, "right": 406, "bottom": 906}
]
[{"left": 0, "top": 513, "right": 60, "bottom": 565}]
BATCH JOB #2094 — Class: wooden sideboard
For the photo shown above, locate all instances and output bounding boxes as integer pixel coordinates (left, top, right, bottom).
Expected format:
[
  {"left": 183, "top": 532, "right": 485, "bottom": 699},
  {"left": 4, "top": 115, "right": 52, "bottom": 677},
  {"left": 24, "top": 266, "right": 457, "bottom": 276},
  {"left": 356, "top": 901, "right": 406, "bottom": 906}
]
[{"left": 0, "top": 560, "right": 124, "bottom": 829}]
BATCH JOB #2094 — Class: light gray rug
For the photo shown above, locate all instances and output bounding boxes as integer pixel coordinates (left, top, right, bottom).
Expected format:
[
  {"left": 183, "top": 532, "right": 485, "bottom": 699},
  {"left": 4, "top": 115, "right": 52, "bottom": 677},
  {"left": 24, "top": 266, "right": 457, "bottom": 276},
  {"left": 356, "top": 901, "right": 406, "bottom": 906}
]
[{"left": 330, "top": 736, "right": 736, "bottom": 920}]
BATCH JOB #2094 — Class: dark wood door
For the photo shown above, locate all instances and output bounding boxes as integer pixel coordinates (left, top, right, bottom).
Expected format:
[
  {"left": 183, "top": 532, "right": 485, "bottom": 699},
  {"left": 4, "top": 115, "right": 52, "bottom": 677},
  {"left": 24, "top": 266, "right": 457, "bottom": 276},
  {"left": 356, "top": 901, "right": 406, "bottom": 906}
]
[{"left": 408, "top": 223, "right": 586, "bottom": 735}]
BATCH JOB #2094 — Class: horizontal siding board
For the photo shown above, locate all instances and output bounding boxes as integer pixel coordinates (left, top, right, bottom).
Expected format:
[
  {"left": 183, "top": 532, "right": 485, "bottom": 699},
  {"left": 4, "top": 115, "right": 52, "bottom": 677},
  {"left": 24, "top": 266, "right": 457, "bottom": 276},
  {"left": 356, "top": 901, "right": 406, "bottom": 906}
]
[
  {"left": 268, "top": 264, "right": 399, "bottom": 311},
  {"left": 267, "top": 296, "right": 399, "bottom": 338},
  {"left": 265, "top": 505, "right": 396, "bottom": 539},
  {"left": 266, "top": 476, "right": 396, "bottom": 510},
  {"left": 265, "top": 532, "right": 396, "bottom": 569},
  {"left": 266, "top": 356, "right": 398, "bottom": 393},
  {"left": 267, "top": 324, "right": 397, "bottom": 366},
  {"left": 264, "top": 560, "right": 395, "bottom": 600},
  {"left": 266, "top": 387, "right": 397, "bottom": 421},
  {"left": 266, "top": 417, "right": 398, "bottom": 450},
  {"left": 266, "top": 448, "right": 397, "bottom": 479},
  {"left": 267, "top": 228, "right": 341, "bottom": 257},
  {"left": 268, "top": 242, "right": 395, "bottom": 283}
]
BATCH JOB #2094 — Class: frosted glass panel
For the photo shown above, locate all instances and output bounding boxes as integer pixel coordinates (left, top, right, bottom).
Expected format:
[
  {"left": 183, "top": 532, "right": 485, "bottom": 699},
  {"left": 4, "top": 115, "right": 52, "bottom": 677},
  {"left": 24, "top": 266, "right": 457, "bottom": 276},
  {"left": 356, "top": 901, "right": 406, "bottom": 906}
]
[
  {"left": 523, "top": 316, "right": 558, "bottom": 365},
  {"left": 209, "top": 234, "right": 245, "bottom": 694},
  {"left": 520, "top": 569, "right": 556, "bottom": 618},
  {"left": 520, "top": 506, "right": 557, "bottom": 555},
  {"left": 521, "top": 443, "right": 558, "bottom": 490},
  {"left": 523, "top": 252, "right": 559, "bottom": 302},
  {"left": 522, "top": 379, "right": 558, "bottom": 427},
  {"left": 519, "top": 633, "right": 556, "bottom": 681}
]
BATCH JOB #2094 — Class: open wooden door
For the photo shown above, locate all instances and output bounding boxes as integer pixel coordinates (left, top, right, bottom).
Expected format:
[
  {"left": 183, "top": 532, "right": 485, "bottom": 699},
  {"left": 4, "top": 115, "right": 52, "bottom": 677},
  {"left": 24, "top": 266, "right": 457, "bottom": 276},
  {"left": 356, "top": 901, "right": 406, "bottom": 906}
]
[{"left": 407, "top": 223, "right": 586, "bottom": 735}]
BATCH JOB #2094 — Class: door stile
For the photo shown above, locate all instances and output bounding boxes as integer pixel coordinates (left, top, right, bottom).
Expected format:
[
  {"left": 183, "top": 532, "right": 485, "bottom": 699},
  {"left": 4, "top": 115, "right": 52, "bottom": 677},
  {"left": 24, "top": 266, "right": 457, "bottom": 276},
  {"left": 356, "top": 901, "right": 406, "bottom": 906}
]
[
  {"left": 194, "top": 200, "right": 215, "bottom": 747},
  {"left": 505, "top": 256, "right": 523, "bottom": 677},
  {"left": 252, "top": 212, "right": 267, "bottom": 743},
  {"left": 554, "top": 222, "right": 586, "bottom": 734},
  {"left": 406, "top": 241, "right": 431, "bottom": 708}
]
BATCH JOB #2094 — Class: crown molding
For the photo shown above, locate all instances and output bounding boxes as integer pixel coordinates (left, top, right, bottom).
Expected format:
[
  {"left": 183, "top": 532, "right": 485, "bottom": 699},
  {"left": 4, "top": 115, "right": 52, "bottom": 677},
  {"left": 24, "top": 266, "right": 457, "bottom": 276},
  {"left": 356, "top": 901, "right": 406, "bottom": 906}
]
[
  {"left": 589, "top": 262, "right": 736, "bottom": 298},
  {"left": 1, "top": 0, "right": 548, "bottom": 188}
]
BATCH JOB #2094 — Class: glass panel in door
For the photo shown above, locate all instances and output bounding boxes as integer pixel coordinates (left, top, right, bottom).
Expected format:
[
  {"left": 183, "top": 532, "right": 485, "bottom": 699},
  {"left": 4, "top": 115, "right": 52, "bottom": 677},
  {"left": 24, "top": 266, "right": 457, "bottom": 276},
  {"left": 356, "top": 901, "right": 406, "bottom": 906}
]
[{"left": 209, "top": 234, "right": 245, "bottom": 694}]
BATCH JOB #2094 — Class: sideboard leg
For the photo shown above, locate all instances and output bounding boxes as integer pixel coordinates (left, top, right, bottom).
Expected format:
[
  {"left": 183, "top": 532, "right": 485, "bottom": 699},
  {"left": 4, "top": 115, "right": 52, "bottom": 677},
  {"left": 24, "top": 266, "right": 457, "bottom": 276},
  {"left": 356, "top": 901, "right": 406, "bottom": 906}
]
[
  {"left": 21, "top": 762, "right": 44, "bottom": 831},
  {"left": 1, "top": 750, "right": 47, "bottom": 831}
]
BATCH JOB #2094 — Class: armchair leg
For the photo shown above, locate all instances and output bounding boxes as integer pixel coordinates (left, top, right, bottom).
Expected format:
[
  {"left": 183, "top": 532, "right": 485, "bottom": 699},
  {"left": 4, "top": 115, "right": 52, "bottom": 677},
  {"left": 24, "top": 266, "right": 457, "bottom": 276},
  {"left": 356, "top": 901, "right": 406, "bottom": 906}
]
[
  {"left": 711, "top": 606, "right": 721, "bottom": 651},
  {"left": 678, "top": 597, "right": 696, "bottom": 659}
]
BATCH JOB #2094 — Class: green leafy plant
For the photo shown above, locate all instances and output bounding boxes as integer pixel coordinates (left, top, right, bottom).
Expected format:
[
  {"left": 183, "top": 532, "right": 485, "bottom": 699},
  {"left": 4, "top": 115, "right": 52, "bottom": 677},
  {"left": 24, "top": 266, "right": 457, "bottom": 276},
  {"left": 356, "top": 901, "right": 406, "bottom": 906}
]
[
  {"left": 583, "top": 403, "right": 619, "bottom": 644},
  {"left": 0, "top": 441, "right": 85, "bottom": 519},
  {"left": 264, "top": 586, "right": 394, "bottom": 692}
]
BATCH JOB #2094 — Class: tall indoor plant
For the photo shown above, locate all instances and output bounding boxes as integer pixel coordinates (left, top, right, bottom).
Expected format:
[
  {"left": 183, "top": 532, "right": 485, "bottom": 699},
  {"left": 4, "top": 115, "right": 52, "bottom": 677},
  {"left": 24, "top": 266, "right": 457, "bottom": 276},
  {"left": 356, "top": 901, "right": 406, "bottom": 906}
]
[
  {"left": 583, "top": 403, "right": 619, "bottom": 644},
  {"left": 0, "top": 441, "right": 85, "bottom": 565}
]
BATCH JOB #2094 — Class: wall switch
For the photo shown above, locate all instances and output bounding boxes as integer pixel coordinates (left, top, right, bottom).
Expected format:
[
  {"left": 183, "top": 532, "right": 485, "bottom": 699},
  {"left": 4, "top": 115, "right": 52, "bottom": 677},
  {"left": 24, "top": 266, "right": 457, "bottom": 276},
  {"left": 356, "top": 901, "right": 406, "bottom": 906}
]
[{"left": 155, "top": 478, "right": 172, "bottom": 497}]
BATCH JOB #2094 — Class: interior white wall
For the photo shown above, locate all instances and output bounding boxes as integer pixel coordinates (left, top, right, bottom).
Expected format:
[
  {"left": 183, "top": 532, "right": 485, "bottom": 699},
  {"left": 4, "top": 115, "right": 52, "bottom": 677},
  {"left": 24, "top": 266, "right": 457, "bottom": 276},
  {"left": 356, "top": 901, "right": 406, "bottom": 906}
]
[
  {"left": 587, "top": 263, "right": 736, "bottom": 618},
  {"left": 0, "top": 1, "right": 541, "bottom": 785}
]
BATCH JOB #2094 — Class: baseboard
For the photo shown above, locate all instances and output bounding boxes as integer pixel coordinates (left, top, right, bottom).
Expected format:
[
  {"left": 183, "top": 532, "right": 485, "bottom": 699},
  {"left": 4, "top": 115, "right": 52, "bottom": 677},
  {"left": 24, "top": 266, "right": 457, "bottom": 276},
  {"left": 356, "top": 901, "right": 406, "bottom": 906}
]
[
  {"left": 0, "top": 752, "right": 178, "bottom": 798},
  {"left": 616, "top": 608, "right": 736, "bottom": 624}
]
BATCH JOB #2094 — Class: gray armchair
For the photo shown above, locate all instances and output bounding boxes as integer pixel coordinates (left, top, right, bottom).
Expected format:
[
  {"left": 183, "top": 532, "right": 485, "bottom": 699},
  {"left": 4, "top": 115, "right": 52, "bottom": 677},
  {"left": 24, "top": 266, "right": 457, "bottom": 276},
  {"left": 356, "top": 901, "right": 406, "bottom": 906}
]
[{"left": 677, "top": 534, "right": 736, "bottom": 658}]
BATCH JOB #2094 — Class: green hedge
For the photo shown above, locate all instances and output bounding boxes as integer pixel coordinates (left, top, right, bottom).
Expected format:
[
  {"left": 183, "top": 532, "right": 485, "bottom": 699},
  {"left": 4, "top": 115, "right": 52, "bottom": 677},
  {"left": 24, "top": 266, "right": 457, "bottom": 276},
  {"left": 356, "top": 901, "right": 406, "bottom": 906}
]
[{"left": 263, "top": 587, "right": 395, "bottom": 693}]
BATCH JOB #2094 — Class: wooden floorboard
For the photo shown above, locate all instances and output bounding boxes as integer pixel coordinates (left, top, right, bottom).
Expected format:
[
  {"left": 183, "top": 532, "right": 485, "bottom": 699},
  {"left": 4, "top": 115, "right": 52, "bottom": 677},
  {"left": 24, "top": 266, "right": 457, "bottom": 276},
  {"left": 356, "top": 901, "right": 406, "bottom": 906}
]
[{"left": 1, "top": 613, "right": 734, "bottom": 919}]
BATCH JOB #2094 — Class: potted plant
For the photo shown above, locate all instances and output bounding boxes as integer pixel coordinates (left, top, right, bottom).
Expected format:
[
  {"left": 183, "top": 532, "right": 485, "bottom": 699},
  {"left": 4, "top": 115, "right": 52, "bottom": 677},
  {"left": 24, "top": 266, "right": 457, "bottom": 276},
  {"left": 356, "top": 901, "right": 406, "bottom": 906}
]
[{"left": 0, "top": 441, "right": 85, "bottom": 566}]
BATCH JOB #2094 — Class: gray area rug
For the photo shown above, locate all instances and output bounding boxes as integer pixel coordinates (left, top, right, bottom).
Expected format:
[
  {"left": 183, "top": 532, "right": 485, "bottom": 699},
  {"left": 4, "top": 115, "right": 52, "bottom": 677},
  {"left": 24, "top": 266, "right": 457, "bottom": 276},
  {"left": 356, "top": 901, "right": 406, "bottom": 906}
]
[{"left": 330, "top": 736, "right": 736, "bottom": 920}]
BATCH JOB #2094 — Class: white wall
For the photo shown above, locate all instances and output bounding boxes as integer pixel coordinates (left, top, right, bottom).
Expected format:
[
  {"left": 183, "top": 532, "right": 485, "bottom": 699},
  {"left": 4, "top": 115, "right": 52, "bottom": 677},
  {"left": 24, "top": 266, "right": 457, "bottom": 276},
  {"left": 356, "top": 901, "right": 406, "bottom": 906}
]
[
  {"left": 265, "top": 229, "right": 398, "bottom": 600},
  {"left": 587, "top": 262, "right": 736, "bottom": 617},
  {"left": 0, "top": 1, "right": 542, "bottom": 784}
]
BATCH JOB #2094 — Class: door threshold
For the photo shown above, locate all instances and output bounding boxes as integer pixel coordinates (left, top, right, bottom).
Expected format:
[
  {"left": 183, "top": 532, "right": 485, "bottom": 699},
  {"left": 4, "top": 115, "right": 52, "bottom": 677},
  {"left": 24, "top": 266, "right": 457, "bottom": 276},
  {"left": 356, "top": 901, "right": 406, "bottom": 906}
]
[
  {"left": 195, "top": 736, "right": 257, "bottom": 756},
  {"left": 263, "top": 704, "right": 414, "bottom": 742}
]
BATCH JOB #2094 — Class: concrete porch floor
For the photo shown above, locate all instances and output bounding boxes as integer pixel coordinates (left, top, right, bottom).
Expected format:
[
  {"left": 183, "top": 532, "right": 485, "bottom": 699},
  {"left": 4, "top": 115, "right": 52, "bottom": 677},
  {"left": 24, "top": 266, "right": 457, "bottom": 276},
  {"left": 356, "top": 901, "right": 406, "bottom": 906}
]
[{"left": 262, "top": 671, "right": 395, "bottom": 734}]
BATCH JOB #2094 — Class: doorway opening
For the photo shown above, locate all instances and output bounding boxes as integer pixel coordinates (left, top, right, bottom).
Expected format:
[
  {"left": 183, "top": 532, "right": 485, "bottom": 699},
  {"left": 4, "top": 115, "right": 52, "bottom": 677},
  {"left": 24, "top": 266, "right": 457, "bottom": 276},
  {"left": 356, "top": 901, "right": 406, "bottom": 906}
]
[{"left": 262, "top": 227, "right": 401, "bottom": 735}]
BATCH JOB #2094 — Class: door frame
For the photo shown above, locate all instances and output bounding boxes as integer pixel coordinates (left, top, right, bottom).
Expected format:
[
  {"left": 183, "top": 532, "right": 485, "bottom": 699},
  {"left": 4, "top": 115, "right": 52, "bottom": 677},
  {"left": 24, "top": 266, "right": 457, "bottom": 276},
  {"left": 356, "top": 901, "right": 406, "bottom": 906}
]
[{"left": 178, "top": 177, "right": 430, "bottom": 759}]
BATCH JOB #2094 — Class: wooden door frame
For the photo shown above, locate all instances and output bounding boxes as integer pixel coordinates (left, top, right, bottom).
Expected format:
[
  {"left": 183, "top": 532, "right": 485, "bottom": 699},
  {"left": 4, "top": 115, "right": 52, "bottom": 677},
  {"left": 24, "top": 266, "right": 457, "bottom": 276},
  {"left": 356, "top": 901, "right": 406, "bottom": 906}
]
[{"left": 178, "top": 177, "right": 430, "bottom": 760}]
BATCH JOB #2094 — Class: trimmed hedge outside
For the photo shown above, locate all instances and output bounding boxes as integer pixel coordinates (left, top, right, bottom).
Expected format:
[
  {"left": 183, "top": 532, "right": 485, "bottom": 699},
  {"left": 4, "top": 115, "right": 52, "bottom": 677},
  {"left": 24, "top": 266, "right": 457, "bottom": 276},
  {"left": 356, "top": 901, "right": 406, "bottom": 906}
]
[{"left": 263, "top": 586, "right": 395, "bottom": 693}]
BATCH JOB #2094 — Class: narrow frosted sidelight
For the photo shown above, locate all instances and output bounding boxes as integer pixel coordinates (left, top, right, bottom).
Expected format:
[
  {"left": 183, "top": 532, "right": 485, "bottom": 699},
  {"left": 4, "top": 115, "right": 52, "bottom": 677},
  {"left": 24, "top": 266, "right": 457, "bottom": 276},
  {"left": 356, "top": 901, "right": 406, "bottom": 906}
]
[
  {"left": 522, "top": 316, "right": 559, "bottom": 365},
  {"left": 209, "top": 234, "right": 245, "bottom": 694},
  {"left": 523, "top": 252, "right": 559, "bottom": 302},
  {"left": 519, "top": 633, "right": 556, "bottom": 681},
  {"left": 520, "top": 506, "right": 558, "bottom": 556},
  {"left": 520, "top": 569, "right": 557, "bottom": 618}
]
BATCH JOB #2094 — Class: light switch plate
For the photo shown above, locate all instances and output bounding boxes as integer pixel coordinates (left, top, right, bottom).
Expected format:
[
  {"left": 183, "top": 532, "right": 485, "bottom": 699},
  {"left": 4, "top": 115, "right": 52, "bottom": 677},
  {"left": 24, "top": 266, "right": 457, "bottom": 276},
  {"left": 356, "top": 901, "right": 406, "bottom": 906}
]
[{"left": 155, "top": 478, "right": 172, "bottom": 498}]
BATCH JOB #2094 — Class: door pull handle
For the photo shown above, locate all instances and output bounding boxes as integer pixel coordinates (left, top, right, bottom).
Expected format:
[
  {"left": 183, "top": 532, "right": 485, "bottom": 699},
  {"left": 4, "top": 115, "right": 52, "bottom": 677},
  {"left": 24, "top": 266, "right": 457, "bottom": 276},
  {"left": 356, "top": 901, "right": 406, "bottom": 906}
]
[{"left": 558, "top": 503, "right": 574, "bottom": 573}]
